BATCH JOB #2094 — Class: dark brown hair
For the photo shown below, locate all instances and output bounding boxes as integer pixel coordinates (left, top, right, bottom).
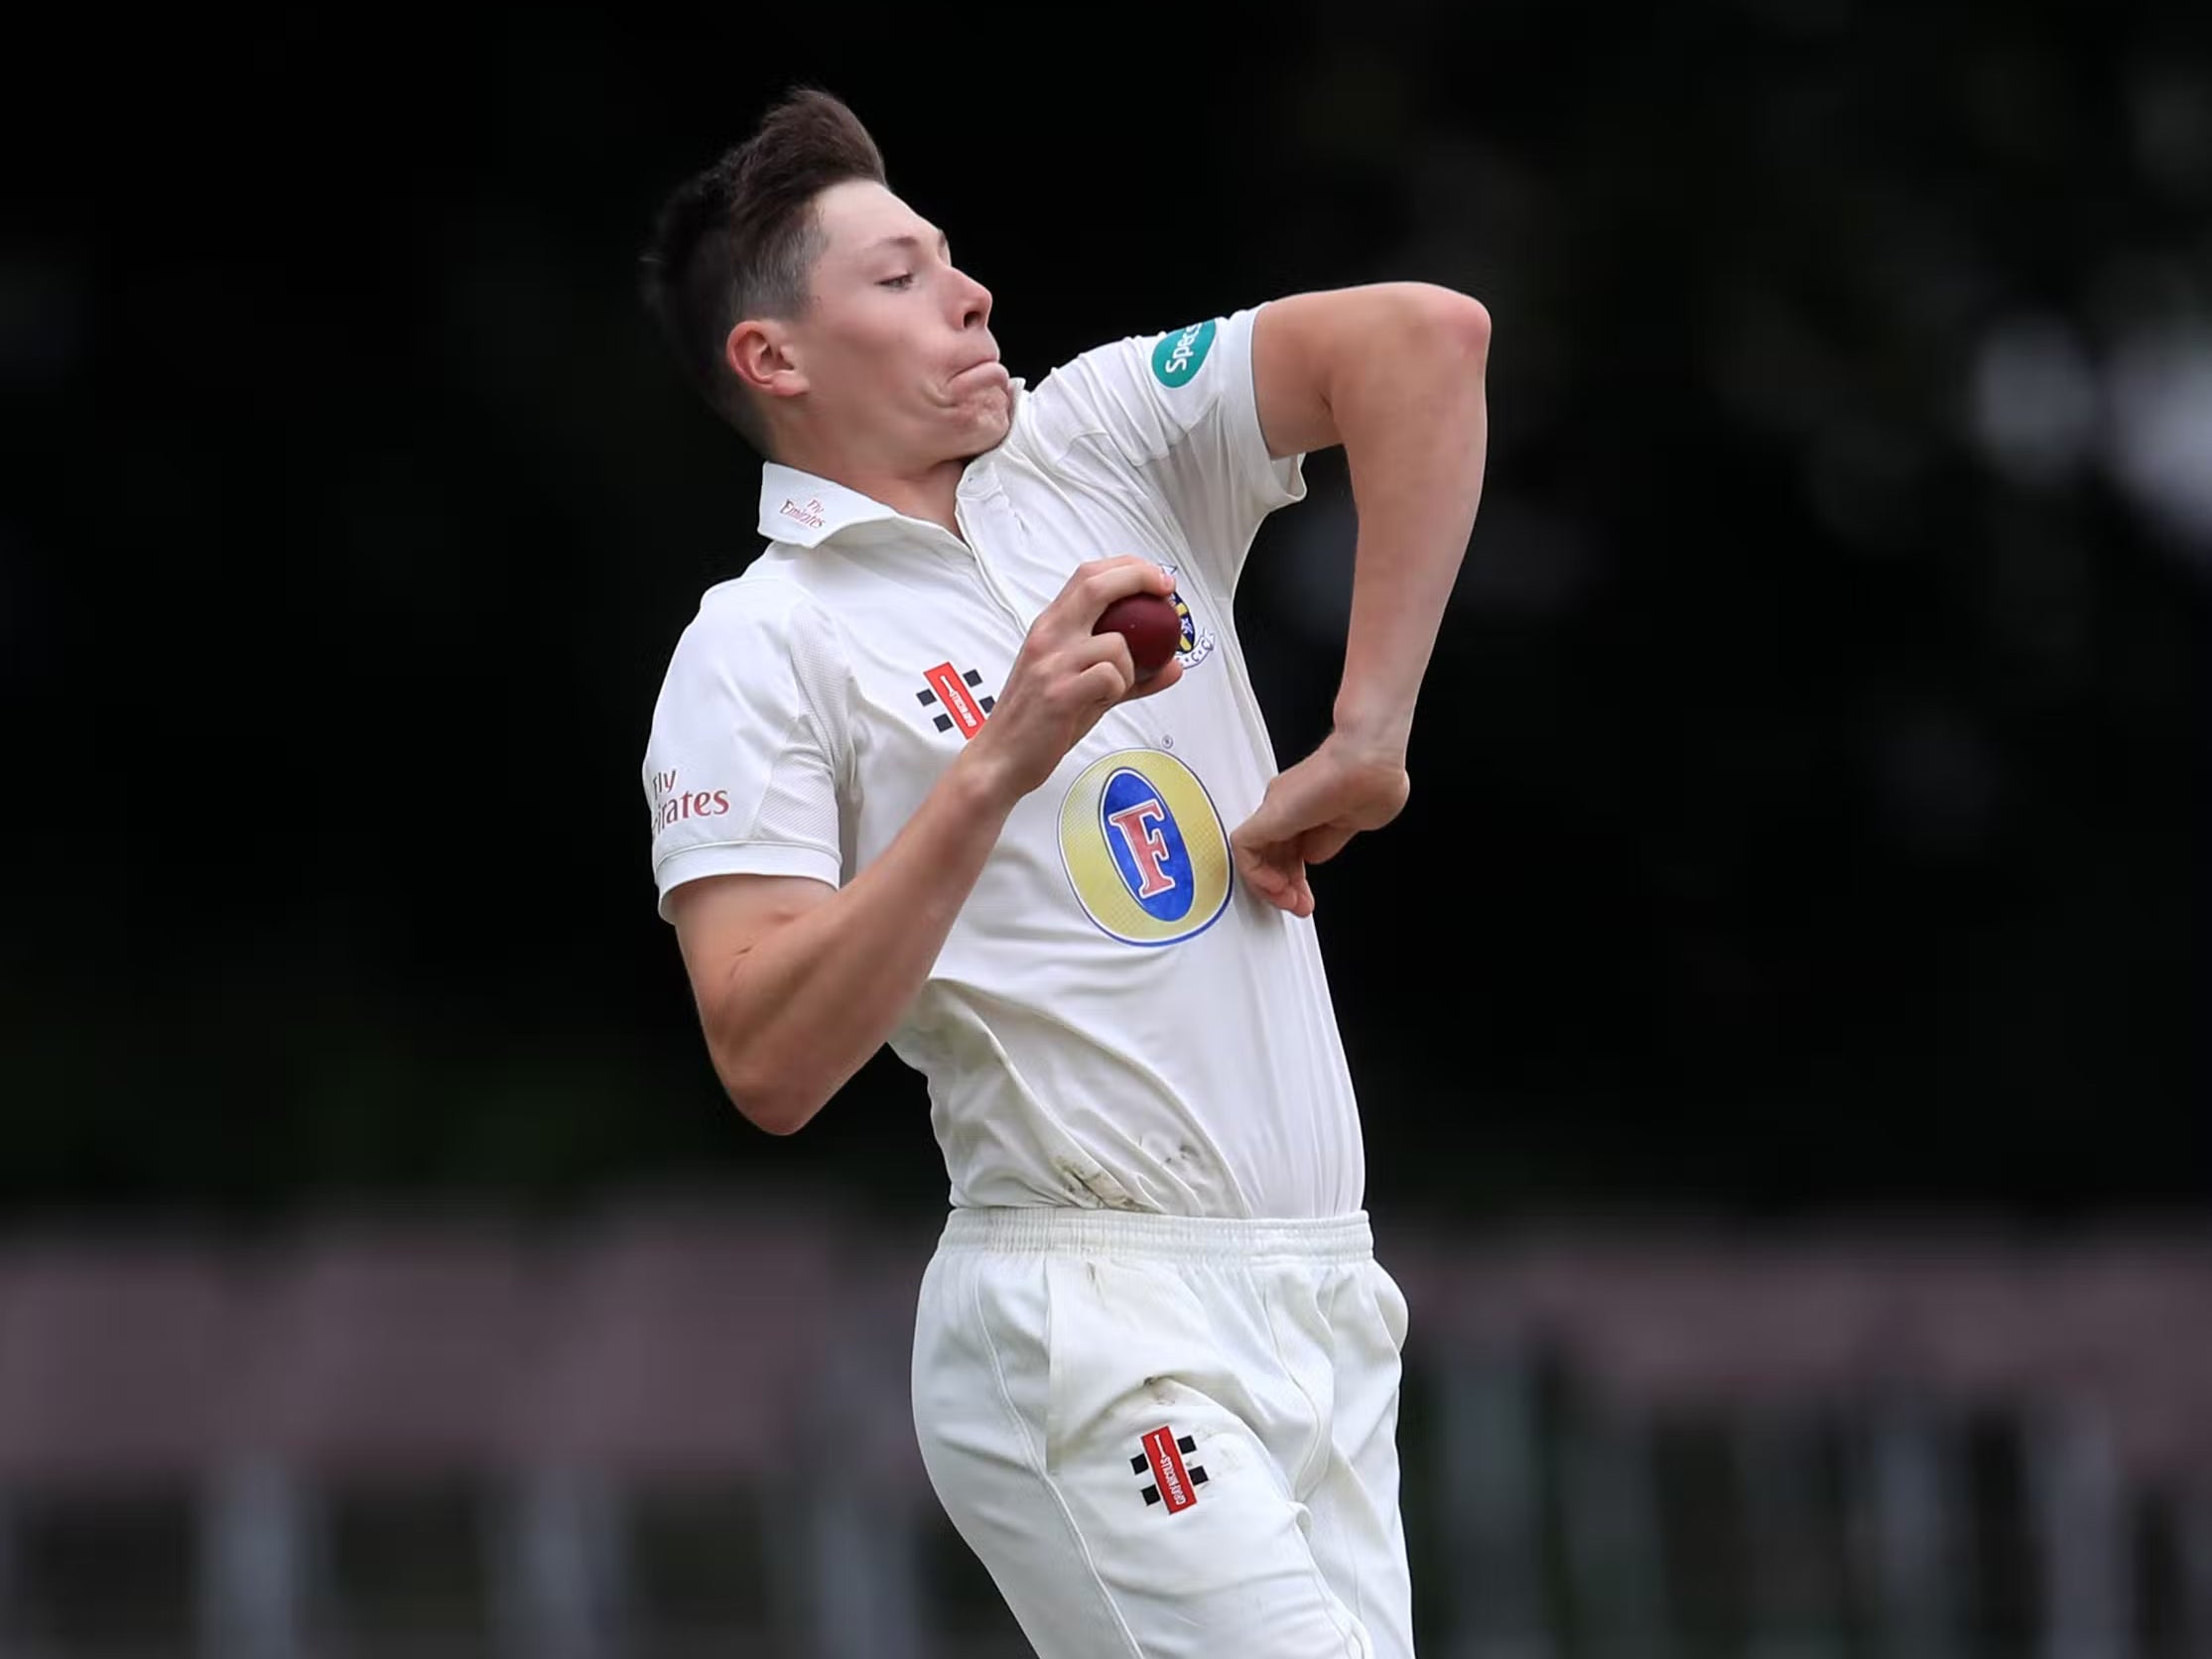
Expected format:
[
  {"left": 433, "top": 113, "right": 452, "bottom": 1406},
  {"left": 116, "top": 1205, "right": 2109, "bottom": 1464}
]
[{"left": 639, "top": 87, "right": 887, "bottom": 454}]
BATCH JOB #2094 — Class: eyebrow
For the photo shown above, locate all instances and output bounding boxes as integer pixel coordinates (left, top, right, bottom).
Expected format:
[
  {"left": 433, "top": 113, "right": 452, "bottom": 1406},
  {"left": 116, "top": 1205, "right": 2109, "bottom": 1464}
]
[{"left": 869, "top": 230, "right": 952, "bottom": 258}]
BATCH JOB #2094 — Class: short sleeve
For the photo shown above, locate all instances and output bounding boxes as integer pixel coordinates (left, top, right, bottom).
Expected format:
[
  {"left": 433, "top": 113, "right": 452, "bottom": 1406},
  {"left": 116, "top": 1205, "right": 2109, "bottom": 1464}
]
[
  {"left": 1022, "top": 305, "right": 1305, "bottom": 597},
  {"left": 640, "top": 580, "right": 848, "bottom": 921}
]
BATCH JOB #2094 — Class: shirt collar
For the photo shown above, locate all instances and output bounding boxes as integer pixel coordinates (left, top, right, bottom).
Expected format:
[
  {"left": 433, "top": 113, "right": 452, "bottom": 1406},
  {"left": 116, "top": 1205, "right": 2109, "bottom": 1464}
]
[
  {"left": 754, "top": 464, "right": 903, "bottom": 549},
  {"left": 752, "top": 382, "right": 1030, "bottom": 550}
]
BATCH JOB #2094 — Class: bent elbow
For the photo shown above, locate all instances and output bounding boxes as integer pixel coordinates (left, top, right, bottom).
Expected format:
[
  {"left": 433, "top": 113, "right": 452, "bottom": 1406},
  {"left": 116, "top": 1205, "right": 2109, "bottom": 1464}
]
[
  {"left": 748, "top": 1103, "right": 813, "bottom": 1138},
  {"left": 722, "top": 1072, "right": 821, "bottom": 1137},
  {"left": 707, "top": 1041, "right": 821, "bottom": 1137},
  {"left": 727, "top": 1087, "right": 792, "bottom": 1135},
  {"left": 1422, "top": 286, "right": 1491, "bottom": 362}
]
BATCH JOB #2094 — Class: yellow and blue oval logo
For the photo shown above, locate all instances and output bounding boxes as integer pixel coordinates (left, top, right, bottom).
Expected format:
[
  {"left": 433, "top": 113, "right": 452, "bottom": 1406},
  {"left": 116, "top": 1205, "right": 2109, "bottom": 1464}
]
[{"left": 1058, "top": 748, "right": 1234, "bottom": 947}]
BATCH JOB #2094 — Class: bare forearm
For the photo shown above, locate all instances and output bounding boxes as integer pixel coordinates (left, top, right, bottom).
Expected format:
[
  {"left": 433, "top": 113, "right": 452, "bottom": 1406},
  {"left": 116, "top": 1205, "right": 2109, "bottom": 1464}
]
[
  {"left": 704, "top": 749, "right": 1014, "bottom": 1131},
  {"left": 1330, "top": 292, "right": 1491, "bottom": 754}
]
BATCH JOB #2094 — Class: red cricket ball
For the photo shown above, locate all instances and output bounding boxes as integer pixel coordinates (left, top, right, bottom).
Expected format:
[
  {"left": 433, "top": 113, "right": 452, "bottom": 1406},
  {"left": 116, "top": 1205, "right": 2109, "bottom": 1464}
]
[{"left": 1092, "top": 591, "right": 1183, "bottom": 680}]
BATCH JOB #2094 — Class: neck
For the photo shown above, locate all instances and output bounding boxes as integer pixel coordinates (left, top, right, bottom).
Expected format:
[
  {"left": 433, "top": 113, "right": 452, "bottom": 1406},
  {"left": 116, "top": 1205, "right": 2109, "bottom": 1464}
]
[{"left": 846, "top": 461, "right": 966, "bottom": 536}]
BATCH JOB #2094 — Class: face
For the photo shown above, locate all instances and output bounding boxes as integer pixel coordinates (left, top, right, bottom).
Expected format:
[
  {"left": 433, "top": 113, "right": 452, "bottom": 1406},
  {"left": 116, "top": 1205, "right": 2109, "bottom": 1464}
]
[{"left": 758, "top": 180, "right": 1010, "bottom": 469}]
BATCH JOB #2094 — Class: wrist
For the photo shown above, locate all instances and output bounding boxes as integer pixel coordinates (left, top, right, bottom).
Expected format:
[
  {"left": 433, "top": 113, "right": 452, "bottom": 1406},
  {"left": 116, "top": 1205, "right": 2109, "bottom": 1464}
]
[
  {"left": 1329, "top": 699, "right": 1413, "bottom": 764},
  {"left": 946, "top": 739, "right": 1028, "bottom": 820}
]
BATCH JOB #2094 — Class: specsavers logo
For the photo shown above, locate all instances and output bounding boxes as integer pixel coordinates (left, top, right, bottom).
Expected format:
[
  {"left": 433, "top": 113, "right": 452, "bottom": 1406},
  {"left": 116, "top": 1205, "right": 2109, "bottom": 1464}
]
[
  {"left": 1058, "top": 749, "right": 1233, "bottom": 947},
  {"left": 1150, "top": 319, "right": 1217, "bottom": 388}
]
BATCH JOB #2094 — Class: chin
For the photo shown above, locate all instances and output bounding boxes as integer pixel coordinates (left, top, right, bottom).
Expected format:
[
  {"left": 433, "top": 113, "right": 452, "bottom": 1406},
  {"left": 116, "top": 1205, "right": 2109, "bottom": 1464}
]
[{"left": 952, "top": 393, "right": 1014, "bottom": 460}]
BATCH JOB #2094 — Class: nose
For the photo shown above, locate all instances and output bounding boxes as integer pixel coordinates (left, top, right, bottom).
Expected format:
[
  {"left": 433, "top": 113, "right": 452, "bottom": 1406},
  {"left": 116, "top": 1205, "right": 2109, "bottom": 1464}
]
[{"left": 955, "top": 265, "right": 992, "bottom": 330}]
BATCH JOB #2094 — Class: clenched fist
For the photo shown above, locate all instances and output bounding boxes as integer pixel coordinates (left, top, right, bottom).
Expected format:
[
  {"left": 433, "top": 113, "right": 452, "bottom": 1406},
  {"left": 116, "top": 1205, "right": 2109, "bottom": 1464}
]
[
  {"left": 966, "top": 557, "right": 1185, "bottom": 805},
  {"left": 1231, "top": 731, "right": 1411, "bottom": 917}
]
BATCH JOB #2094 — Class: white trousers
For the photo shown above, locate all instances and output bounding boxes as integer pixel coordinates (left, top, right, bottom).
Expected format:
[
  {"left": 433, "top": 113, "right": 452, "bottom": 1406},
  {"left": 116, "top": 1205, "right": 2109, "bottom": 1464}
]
[{"left": 912, "top": 1208, "right": 1415, "bottom": 1658}]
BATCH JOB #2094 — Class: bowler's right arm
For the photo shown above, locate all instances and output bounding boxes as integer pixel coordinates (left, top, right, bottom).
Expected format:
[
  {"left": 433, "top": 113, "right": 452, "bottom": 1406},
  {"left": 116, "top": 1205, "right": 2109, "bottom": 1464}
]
[{"left": 662, "top": 557, "right": 1180, "bottom": 1134}]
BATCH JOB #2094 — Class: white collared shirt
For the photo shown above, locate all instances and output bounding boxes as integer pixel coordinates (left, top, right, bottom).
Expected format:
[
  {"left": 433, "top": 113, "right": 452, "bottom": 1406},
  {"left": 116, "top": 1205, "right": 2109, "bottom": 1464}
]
[{"left": 640, "top": 307, "right": 1363, "bottom": 1218}]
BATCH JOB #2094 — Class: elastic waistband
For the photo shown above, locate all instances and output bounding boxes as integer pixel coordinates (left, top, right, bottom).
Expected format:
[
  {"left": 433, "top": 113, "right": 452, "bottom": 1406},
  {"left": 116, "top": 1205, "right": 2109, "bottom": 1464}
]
[{"left": 936, "top": 1207, "right": 1372, "bottom": 1265}]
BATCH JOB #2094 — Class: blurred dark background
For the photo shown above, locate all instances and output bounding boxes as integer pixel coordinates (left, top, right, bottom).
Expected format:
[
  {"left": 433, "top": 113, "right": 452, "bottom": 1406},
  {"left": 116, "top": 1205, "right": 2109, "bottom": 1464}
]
[{"left": 6, "top": 3, "right": 2208, "bottom": 1229}]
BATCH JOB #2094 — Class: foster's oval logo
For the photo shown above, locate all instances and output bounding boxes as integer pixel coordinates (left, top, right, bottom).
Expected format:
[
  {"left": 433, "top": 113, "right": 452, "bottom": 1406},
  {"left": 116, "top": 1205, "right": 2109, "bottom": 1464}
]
[{"left": 1059, "top": 749, "right": 1233, "bottom": 947}]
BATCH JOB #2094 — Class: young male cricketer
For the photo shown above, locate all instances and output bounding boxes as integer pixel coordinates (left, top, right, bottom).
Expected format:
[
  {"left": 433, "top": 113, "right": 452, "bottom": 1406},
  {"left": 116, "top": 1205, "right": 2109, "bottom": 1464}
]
[{"left": 639, "top": 87, "right": 1490, "bottom": 1659}]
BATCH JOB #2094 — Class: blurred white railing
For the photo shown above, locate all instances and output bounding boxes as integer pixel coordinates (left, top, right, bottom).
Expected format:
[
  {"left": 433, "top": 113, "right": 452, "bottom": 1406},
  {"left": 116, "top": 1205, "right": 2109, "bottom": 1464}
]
[{"left": 0, "top": 1196, "right": 2205, "bottom": 1659}]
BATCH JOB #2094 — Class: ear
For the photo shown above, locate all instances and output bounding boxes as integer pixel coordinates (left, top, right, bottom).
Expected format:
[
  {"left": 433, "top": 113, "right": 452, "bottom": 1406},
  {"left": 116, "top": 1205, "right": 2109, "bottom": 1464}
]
[{"left": 725, "top": 318, "right": 807, "bottom": 402}]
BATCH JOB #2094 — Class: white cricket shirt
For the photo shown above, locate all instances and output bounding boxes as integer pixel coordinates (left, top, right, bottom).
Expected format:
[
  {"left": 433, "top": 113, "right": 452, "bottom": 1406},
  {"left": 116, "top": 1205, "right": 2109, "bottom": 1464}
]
[{"left": 641, "top": 307, "right": 1364, "bottom": 1218}]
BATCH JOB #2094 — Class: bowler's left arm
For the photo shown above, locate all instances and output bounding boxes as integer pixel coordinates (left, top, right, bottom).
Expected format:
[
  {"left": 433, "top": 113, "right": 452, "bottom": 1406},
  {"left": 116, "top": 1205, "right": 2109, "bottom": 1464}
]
[{"left": 1236, "top": 282, "right": 1493, "bottom": 915}]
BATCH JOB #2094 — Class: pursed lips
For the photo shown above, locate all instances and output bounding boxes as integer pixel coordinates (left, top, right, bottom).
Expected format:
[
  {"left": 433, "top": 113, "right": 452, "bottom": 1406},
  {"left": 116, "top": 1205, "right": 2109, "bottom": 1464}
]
[{"left": 949, "top": 356, "right": 1010, "bottom": 398}]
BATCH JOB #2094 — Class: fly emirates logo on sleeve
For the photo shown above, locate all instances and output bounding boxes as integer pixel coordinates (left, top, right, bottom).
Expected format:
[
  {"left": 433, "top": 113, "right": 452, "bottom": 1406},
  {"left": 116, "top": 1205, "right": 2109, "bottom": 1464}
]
[{"left": 648, "top": 769, "right": 730, "bottom": 833}]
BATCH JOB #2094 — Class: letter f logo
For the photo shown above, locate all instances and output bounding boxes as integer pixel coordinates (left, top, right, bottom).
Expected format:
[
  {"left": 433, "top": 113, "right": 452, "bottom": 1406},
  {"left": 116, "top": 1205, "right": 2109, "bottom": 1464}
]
[{"left": 1106, "top": 801, "right": 1177, "bottom": 898}]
